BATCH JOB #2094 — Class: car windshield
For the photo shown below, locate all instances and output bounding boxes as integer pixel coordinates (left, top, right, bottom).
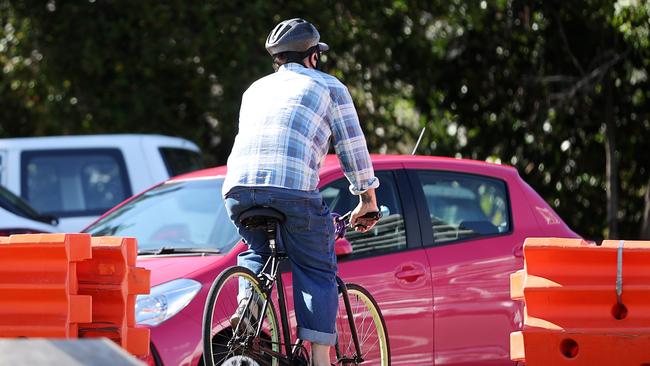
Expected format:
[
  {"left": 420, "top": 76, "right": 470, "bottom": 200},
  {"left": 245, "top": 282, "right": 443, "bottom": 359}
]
[
  {"left": 0, "top": 185, "right": 43, "bottom": 221},
  {"left": 84, "top": 177, "right": 241, "bottom": 254}
]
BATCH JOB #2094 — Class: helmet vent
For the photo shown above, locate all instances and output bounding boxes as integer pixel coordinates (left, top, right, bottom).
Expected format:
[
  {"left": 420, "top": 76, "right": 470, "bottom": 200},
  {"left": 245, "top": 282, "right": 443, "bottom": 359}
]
[{"left": 272, "top": 24, "right": 293, "bottom": 41}]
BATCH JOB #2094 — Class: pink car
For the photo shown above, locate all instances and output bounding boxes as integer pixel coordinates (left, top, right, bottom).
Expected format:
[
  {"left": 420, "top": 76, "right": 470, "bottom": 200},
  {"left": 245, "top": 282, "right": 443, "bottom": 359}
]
[{"left": 84, "top": 154, "right": 578, "bottom": 366}]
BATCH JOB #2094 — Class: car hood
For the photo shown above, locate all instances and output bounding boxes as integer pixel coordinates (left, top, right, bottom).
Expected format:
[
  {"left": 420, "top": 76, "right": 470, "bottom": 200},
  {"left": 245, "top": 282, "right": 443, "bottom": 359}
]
[
  {"left": 137, "top": 255, "right": 225, "bottom": 287},
  {"left": 0, "top": 208, "right": 59, "bottom": 233}
]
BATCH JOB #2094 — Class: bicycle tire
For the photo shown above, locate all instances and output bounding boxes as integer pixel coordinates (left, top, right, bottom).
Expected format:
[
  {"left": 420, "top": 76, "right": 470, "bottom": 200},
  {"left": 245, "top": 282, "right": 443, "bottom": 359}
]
[
  {"left": 203, "top": 266, "right": 281, "bottom": 366},
  {"left": 334, "top": 283, "right": 390, "bottom": 366}
]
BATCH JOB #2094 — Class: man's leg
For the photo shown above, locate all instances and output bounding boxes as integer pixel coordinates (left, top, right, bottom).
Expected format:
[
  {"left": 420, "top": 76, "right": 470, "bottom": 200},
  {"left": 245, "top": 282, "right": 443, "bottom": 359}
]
[
  {"left": 311, "top": 343, "right": 332, "bottom": 366},
  {"left": 223, "top": 188, "right": 270, "bottom": 299},
  {"left": 261, "top": 188, "right": 338, "bottom": 364}
]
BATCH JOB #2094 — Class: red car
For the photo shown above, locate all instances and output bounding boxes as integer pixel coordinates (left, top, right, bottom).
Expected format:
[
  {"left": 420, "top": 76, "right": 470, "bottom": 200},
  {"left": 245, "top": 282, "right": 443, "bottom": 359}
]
[{"left": 84, "top": 154, "right": 578, "bottom": 366}]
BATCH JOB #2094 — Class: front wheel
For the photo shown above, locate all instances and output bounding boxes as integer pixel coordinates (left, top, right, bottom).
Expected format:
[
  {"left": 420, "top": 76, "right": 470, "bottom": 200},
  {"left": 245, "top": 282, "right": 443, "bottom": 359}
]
[
  {"left": 203, "top": 266, "right": 281, "bottom": 366},
  {"left": 334, "top": 283, "right": 390, "bottom": 366}
]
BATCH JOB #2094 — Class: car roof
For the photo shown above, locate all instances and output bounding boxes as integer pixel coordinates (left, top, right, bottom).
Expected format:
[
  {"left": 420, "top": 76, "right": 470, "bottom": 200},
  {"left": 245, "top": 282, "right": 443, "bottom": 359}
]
[
  {"left": 87, "top": 154, "right": 520, "bottom": 231},
  {"left": 170, "top": 154, "right": 518, "bottom": 182}
]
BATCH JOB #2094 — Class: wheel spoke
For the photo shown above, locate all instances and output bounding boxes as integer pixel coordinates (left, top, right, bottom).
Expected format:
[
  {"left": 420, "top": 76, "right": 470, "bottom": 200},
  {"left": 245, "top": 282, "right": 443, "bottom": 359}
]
[
  {"left": 334, "top": 284, "right": 389, "bottom": 366},
  {"left": 203, "top": 267, "right": 281, "bottom": 366}
]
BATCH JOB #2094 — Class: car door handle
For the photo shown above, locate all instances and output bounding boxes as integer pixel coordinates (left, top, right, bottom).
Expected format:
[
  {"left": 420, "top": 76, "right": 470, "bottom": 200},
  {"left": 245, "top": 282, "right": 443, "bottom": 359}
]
[
  {"left": 395, "top": 266, "right": 425, "bottom": 282},
  {"left": 513, "top": 244, "right": 524, "bottom": 258}
]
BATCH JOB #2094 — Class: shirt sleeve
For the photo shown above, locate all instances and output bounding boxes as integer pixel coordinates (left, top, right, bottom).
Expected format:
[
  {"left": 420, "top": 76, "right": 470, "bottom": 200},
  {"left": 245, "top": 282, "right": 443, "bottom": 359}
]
[{"left": 328, "top": 84, "right": 380, "bottom": 195}]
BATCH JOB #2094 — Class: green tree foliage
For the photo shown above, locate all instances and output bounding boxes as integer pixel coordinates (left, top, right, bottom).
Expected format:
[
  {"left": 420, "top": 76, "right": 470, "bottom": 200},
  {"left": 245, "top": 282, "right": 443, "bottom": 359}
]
[{"left": 1, "top": 0, "right": 648, "bottom": 239}]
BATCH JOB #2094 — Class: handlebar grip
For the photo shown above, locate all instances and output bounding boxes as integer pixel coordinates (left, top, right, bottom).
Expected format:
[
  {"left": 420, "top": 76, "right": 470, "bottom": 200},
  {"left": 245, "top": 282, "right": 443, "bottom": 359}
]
[{"left": 359, "top": 211, "right": 382, "bottom": 220}]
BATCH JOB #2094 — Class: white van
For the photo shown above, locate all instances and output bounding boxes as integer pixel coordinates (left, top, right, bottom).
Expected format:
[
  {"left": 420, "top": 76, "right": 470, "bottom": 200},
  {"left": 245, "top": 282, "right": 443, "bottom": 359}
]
[{"left": 0, "top": 134, "right": 203, "bottom": 232}]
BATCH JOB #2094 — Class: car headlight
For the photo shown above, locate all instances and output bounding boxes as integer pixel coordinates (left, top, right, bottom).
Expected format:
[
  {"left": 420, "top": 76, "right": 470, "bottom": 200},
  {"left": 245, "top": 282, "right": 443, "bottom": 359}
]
[{"left": 136, "top": 278, "right": 202, "bottom": 326}]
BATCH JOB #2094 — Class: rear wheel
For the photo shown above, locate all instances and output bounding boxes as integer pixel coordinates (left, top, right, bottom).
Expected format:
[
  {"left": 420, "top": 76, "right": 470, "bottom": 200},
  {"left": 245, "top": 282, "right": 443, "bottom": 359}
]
[
  {"left": 203, "top": 266, "right": 281, "bottom": 366},
  {"left": 334, "top": 283, "right": 390, "bottom": 366}
]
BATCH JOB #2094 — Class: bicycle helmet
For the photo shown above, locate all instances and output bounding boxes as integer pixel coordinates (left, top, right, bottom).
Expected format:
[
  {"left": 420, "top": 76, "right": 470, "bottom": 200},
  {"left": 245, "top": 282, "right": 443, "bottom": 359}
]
[{"left": 265, "top": 18, "right": 329, "bottom": 56}]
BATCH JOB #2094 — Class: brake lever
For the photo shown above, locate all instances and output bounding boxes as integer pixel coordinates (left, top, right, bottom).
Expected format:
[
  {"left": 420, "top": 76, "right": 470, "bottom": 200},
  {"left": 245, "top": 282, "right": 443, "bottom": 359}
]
[{"left": 336, "top": 211, "right": 351, "bottom": 223}]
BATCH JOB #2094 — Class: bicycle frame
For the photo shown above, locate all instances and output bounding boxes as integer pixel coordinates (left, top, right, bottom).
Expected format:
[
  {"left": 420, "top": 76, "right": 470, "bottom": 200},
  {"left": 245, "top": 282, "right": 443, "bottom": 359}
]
[
  {"left": 238, "top": 221, "right": 364, "bottom": 366},
  {"left": 232, "top": 222, "right": 306, "bottom": 365},
  {"left": 257, "top": 246, "right": 296, "bottom": 359}
]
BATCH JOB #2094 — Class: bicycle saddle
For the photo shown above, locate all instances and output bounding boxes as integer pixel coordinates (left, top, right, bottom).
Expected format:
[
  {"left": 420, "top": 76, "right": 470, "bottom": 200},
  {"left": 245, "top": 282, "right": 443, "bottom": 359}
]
[{"left": 238, "top": 206, "right": 286, "bottom": 229}]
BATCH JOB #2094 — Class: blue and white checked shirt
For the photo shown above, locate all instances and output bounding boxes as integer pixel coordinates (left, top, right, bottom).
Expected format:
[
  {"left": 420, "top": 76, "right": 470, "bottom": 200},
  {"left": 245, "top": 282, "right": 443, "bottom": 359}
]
[{"left": 223, "top": 63, "right": 379, "bottom": 196}]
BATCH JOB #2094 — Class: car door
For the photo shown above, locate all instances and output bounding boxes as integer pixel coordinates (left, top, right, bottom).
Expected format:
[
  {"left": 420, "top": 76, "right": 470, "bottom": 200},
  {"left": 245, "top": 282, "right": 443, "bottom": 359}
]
[
  {"left": 407, "top": 168, "right": 526, "bottom": 366},
  {"left": 325, "top": 169, "right": 434, "bottom": 364},
  {"left": 280, "top": 168, "right": 435, "bottom": 365}
]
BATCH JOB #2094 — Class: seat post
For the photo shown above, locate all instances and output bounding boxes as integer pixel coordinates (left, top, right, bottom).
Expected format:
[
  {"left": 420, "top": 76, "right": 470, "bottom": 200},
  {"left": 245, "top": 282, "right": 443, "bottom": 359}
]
[
  {"left": 237, "top": 206, "right": 285, "bottom": 255},
  {"left": 266, "top": 221, "right": 278, "bottom": 254}
]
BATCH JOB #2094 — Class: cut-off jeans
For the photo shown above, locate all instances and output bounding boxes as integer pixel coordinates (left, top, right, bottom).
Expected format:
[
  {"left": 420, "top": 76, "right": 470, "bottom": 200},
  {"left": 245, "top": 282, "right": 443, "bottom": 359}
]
[{"left": 223, "top": 186, "right": 338, "bottom": 346}]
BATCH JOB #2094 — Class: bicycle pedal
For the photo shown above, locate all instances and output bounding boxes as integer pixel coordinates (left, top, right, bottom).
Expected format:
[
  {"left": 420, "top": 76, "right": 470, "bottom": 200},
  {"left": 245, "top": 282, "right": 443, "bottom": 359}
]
[{"left": 230, "top": 313, "right": 256, "bottom": 334}]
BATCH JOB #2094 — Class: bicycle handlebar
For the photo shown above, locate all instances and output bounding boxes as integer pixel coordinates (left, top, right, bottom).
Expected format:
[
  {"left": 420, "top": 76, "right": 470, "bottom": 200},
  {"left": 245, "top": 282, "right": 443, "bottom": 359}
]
[{"left": 333, "top": 211, "right": 382, "bottom": 239}]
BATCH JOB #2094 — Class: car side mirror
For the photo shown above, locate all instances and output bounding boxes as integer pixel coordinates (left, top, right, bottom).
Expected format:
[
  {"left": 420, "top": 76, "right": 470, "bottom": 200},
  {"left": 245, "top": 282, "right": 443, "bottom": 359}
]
[{"left": 335, "top": 238, "right": 353, "bottom": 257}]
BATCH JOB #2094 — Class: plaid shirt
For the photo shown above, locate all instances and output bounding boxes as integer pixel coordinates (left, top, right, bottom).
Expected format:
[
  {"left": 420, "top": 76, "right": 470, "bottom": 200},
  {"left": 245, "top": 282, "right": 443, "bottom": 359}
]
[{"left": 223, "top": 63, "right": 379, "bottom": 196}]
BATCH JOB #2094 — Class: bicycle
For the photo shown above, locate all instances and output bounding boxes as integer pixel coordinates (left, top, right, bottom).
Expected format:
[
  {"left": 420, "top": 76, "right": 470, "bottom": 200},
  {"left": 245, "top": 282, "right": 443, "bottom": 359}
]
[{"left": 202, "top": 207, "right": 390, "bottom": 366}]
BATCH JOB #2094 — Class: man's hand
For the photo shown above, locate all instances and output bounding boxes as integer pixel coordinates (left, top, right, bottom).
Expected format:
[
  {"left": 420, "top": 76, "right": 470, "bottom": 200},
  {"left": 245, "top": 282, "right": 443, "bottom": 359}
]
[{"left": 350, "top": 188, "right": 379, "bottom": 233}]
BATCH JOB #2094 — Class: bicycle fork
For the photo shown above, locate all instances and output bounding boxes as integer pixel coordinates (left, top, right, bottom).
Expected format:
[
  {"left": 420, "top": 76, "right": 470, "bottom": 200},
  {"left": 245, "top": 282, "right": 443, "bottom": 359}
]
[{"left": 336, "top": 277, "right": 364, "bottom": 364}]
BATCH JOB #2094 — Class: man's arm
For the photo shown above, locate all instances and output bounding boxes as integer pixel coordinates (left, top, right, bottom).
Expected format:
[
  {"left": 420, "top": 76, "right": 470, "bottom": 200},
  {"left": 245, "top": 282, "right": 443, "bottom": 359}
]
[{"left": 327, "top": 83, "right": 380, "bottom": 232}]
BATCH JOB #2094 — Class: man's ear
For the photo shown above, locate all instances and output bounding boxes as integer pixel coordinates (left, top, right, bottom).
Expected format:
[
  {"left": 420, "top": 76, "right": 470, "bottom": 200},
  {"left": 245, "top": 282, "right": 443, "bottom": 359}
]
[
  {"left": 306, "top": 53, "right": 317, "bottom": 69},
  {"left": 302, "top": 55, "right": 312, "bottom": 68}
]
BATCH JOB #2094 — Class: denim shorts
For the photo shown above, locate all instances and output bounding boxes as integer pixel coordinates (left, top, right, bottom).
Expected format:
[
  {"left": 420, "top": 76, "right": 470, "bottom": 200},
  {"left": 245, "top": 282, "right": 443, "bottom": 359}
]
[{"left": 224, "top": 186, "right": 338, "bottom": 345}]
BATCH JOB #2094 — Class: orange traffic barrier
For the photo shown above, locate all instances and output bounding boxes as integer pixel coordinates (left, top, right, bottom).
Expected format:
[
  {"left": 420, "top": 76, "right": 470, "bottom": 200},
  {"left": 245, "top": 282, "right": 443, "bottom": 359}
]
[
  {"left": 77, "top": 236, "right": 150, "bottom": 356},
  {"left": 0, "top": 233, "right": 93, "bottom": 338},
  {"left": 510, "top": 237, "right": 650, "bottom": 365}
]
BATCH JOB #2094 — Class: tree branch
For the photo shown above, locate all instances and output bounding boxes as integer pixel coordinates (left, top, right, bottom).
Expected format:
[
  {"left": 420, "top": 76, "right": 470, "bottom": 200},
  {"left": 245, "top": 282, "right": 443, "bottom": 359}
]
[
  {"left": 547, "top": 50, "right": 628, "bottom": 102},
  {"left": 525, "top": 75, "right": 579, "bottom": 84},
  {"left": 553, "top": 9, "right": 586, "bottom": 76}
]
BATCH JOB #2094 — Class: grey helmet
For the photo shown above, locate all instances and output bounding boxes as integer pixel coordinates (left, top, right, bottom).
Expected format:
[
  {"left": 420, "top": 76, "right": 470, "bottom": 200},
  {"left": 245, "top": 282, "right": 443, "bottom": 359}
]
[{"left": 265, "top": 18, "right": 329, "bottom": 56}]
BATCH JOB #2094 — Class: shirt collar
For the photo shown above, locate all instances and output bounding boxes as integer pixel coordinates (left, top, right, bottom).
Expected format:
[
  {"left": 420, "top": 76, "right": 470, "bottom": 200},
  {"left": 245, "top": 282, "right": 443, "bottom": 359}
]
[{"left": 278, "top": 63, "right": 306, "bottom": 72}]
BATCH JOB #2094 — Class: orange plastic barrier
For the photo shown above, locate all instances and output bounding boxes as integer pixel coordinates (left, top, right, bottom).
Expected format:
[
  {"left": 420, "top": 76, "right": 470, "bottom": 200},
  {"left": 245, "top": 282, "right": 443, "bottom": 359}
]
[
  {"left": 77, "top": 236, "right": 150, "bottom": 356},
  {"left": 0, "top": 233, "right": 150, "bottom": 357},
  {"left": 0, "top": 234, "right": 92, "bottom": 337},
  {"left": 510, "top": 238, "right": 650, "bottom": 365}
]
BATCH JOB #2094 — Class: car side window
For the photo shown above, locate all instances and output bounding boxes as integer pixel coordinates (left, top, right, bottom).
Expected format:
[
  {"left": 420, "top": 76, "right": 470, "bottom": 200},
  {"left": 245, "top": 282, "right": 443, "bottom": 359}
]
[
  {"left": 416, "top": 171, "right": 510, "bottom": 245},
  {"left": 22, "top": 149, "right": 132, "bottom": 217},
  {"left": 159, "top": 148, "right": 204, "bottom": 176},
  {"left": 321, "top": 171, "right": 406, "bottom": 258}
]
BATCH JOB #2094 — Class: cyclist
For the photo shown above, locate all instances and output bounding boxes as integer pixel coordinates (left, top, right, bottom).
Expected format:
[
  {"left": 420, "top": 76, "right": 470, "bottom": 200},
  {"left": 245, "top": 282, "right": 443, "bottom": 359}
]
[{"left": 222, "top": 18, "right": 379, "bottom": 366}]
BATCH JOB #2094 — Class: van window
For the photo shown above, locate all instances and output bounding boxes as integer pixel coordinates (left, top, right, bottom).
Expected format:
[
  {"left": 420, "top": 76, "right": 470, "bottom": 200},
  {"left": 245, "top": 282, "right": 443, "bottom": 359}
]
[
  {"left": 159, "top": 148, "right": 203, "bottom": 177},
  {"left": 21, "top": 149, "right": 132, "bottom": 217}
]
